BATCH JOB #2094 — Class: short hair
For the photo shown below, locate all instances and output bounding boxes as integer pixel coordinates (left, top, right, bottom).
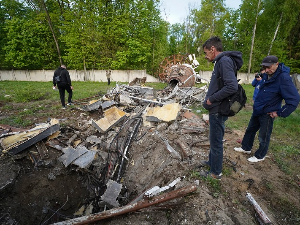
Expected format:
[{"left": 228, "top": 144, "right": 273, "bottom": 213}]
[
  {"left": 61, "top": 65, "right": 66, "bottom": 69},
  {"left": 202, "top": 36, "right": 223, "bottom": 52}
]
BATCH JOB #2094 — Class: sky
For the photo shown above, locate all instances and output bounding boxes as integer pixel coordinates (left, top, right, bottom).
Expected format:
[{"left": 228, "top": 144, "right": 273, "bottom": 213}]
[{"left": 160, "top": 0, "right": 242, "bottom": 24}]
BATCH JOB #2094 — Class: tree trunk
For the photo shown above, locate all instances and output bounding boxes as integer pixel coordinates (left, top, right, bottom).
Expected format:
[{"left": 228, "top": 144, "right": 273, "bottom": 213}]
[
  {"left": 268, "top": 13, "right": 283, "bottom": 55},
  {"left": 248, "top": 0, "right": 261, "bottom": 75},
  {"left": 40, "top": 0, "right": 63, "bottom": 65}
]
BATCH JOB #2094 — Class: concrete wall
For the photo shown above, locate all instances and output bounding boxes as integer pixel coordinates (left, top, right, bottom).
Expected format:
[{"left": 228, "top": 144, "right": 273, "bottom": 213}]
[
  {"left": 197, "top": 70, "right": 255, "bottom": 84},
  {"left": 0, "top": 70, "right": 159, "bottom": 83},
  {"left": 0, "top": 69, "right": 256, "bottom": 84}
]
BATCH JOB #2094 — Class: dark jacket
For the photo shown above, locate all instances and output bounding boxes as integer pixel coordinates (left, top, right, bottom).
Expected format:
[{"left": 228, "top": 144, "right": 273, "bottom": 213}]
[
  {"left": 252, "top": 78, "right": 263, "bottom": 101},
  {"left": 53, "top": 67, "right": 72, "bottom": 86},
  {"left": 203, "top": 51, "right": 243, "bottom": 113},
  {"left": 253, "top": 63, "right": 300, "bottom": 118}
]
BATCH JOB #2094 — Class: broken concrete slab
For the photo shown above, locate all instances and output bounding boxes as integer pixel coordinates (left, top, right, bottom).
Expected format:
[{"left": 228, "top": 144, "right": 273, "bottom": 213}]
[{"left": 92, "top": 106, "right": 126, "bottom": 133}]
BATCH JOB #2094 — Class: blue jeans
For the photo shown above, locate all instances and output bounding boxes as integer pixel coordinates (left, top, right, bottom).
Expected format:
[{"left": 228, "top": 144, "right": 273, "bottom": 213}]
[
  {"left": 241, "top": 114, "right": 274, "bottom": 159},
  {"left": 208, "top": 113, "right": 228, "bottom": 175}
]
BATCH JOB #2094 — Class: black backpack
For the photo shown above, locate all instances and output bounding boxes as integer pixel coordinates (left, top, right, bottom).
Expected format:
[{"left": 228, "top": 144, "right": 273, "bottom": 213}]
[{"left": 217, "top": 57, "right": 247, "bottom": 117}]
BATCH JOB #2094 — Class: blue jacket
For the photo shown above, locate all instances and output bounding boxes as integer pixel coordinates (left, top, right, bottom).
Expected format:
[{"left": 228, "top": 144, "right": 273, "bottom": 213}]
[
  {"left": 253, "top": 63, "right": 300, "bottom": 118},
  {"left": 252, "top": 78, "right": 263, "bottom": 101},
  {"left": 203, "top": 51, "right": 243, "bottom": 113}
]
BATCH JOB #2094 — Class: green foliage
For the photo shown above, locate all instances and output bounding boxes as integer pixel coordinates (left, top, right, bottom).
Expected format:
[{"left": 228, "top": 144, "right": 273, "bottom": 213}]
[
  {"left": 1, "top": 0, "right": 300, "bottom": 74},
  {"left": 3, "top": 16, "right": 57, "bottom": 69}
]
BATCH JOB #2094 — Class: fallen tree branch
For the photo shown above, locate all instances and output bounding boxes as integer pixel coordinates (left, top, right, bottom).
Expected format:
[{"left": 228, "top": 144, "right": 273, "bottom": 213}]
[{"left": 52, "top": 185, "right": 197, "bottom": 225}]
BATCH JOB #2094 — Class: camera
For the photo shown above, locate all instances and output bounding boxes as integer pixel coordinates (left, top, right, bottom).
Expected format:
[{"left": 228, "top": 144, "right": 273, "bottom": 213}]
[{"left": 255, "top": 73, "right": 262, "bottom": 78}]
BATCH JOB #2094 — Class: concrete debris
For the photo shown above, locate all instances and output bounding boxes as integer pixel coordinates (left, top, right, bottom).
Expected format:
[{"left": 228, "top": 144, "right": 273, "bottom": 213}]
[
  {"left": 86, "top": 135, "right": 102, "bottom": 144},
  {"left": 100, "top": 179, "right": 123, "bottom": 207},
  {"left": 0, "top": 79, "right": 212, "bottom": 224},
  {"left": 92, "top": 106, "right": 127, "bottom": 133}
]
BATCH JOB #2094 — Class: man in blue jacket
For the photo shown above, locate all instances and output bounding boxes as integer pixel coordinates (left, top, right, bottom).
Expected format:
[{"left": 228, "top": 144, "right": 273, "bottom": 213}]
[
  {"left": 199, "top": 36, "right": 243, "bottom": 179},
  {"left": 234, "top": 55, "right": 300, "bottom": 162},
  {"left": 252, "top": 68, "right": 264, "bottom": 102}
]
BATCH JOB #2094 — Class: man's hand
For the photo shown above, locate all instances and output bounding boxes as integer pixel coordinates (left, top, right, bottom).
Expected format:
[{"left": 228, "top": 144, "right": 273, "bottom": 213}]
[
  {"left": 268, "top": 111, "right": 278, "bottom": 118},
  {"left": 206, "top": 99, "right": 212, "bottom": 105}
]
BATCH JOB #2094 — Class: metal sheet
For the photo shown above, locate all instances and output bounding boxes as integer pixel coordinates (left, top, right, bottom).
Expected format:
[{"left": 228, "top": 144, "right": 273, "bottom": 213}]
[{"left": 58, "top": 146, "right": 88, "bottom": 167}]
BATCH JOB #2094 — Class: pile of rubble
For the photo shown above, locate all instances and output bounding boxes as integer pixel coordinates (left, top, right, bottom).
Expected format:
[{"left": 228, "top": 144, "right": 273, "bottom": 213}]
[{"left": 0, "top": 81, "right": 212, "bottom": 224}]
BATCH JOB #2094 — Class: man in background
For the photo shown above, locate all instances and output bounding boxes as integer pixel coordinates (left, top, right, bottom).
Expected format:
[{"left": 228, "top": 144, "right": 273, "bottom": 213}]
[
  {"left": 53, "top": 65, "right": 73, "bottom": 109},
  {"left": 252, "top": 68, "right": 265, "bottom": 102}
]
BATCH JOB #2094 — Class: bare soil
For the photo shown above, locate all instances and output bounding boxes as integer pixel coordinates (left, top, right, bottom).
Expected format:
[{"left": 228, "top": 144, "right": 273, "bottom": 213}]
[{"left": 0, "top": 101, "right": 299, "bottom": 225}]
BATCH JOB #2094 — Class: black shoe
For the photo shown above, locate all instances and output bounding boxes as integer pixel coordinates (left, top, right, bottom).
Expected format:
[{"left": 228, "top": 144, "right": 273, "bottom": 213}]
[
  {"left": 199, "top": 170, "right": 222, "bottom": 180},
  {"left": 198, "top": 160, "right": 210, "bottom": 167}
]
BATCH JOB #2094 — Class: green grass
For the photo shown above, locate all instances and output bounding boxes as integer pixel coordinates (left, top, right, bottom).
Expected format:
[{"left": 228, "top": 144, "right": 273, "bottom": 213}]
[{"left": 189, "top": 170, "right": 222, "bottom": 198}]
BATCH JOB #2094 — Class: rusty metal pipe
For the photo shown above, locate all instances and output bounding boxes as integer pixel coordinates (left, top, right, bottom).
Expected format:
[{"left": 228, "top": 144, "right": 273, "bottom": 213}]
[{"left": 52, "top": 185, "right": 197, "bottom": 225}]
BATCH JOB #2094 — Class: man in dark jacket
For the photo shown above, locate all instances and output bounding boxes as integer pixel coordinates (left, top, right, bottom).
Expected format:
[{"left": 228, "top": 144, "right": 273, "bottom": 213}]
[
  {"left": 53, "top": 65, "right": 73, "bottom": 109},
  {"left": 199, "top": 36, "right": 243, "bottom": 180},
  {"left": 234, "top": 55, "right": 300, "bottom": 162}
]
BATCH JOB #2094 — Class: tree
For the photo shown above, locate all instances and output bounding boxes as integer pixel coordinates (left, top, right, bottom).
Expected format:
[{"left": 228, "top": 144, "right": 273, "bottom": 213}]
[{"left": 3, "top": 17, "right": 57, "bottom": 69}]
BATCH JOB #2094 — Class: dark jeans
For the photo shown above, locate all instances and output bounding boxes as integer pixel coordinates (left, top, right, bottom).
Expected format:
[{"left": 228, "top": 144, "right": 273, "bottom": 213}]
[
  {"left": 241, "top": 113, "right": 274, "bottom": 159},
  {"left": 208, "top": 113, "right": 228, "bottom": 175},
  {"left": 58, "top": 83, "right": 72, "bottom": 107}
]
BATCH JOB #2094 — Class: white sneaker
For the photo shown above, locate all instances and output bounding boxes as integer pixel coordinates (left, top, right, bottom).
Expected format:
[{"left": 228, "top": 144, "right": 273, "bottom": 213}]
[
  {"left": 247, "top": 156, "right": 265, "bottom": 162},
  {"left": 234, "top": 147, "right": 251, "bottom": 154}
]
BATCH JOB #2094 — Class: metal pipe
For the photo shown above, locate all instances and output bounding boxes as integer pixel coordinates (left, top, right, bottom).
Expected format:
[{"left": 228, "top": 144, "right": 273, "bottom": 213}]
[{"left": 52, "top": 185, "right": 197, "bottom": 225}]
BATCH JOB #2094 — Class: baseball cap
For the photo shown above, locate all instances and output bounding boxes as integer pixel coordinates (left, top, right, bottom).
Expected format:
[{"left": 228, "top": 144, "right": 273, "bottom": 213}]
[{"left": 260, "top": 55, "right": 278, "bottom": 66}]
